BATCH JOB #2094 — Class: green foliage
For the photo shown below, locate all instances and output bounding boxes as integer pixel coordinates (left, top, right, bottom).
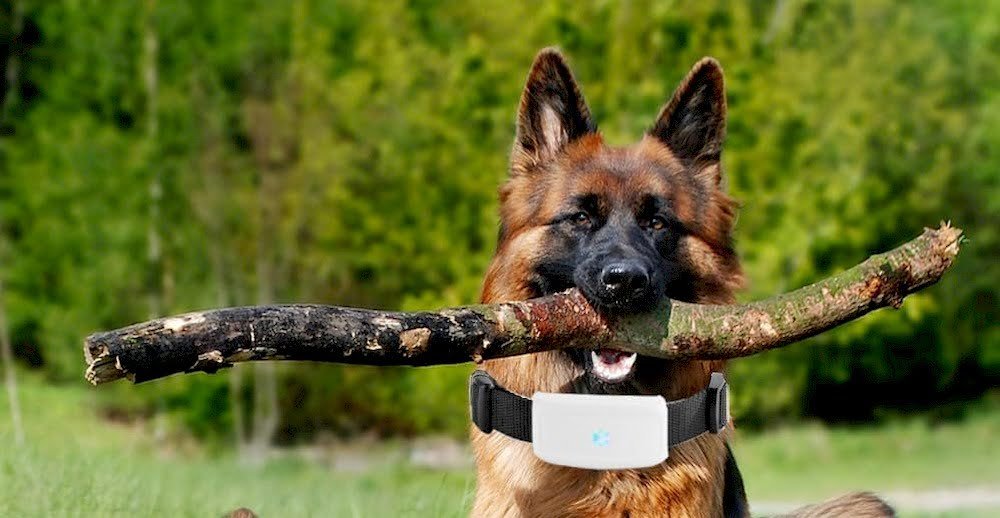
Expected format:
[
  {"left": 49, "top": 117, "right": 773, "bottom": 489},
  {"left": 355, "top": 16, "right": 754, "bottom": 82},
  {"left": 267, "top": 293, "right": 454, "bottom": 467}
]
[{"left": 0, "top": 0, "right": 996, "bottom": 439}]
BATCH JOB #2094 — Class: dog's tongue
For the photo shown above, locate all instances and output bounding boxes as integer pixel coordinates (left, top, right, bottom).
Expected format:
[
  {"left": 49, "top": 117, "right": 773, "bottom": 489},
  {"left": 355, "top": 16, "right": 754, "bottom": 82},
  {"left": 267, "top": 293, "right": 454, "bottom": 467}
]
[
  {"left": 596, "top": 348, "right": 630, "bottom": 364},
  {"left": 589, "top": 348, "right": 638, "bottom": 383}
]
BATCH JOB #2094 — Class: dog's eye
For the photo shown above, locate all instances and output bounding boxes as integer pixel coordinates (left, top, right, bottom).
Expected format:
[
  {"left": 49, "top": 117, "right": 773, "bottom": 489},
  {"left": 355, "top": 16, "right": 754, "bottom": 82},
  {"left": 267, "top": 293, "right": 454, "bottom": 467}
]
[
  {"left": 640, "top": 216, "right": 668, "bottom": 231},
  {"left": 571, "top": 211, "right": 591, "bottom": 226}
]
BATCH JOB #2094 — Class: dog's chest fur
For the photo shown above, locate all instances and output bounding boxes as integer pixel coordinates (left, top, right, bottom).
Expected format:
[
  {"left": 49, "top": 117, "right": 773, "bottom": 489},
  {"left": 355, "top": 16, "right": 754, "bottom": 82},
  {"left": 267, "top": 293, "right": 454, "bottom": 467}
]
[{"left": 470, "top": 358, "right": 731, "bottom": 518}]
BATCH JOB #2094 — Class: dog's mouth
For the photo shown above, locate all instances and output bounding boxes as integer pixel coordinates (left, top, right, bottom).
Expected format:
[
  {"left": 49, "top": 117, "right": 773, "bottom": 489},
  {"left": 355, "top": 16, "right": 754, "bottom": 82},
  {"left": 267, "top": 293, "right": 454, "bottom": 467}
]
[
  {"left": 587, "top": 348, "right": 639, "bottom": 383},
  {"left": 531, "top": 275, "right": 651, "bottom": 390}
]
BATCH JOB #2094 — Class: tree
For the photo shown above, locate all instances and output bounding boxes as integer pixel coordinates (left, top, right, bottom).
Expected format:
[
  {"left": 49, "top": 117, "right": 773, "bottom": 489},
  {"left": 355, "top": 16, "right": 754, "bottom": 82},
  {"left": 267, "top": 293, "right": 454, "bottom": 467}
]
[
  {"left": 1, "top": 0, "right": 995, "bottom": 441},
  {"left": 0, "top": 0, "right": 24, "bottom": 446}
]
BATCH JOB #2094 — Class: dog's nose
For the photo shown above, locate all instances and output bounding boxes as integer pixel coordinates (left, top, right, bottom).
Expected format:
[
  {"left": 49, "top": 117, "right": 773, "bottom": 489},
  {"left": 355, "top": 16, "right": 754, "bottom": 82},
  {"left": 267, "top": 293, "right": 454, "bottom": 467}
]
[{"left": 600, "top": 262, "right": 650, "bottom": 295}]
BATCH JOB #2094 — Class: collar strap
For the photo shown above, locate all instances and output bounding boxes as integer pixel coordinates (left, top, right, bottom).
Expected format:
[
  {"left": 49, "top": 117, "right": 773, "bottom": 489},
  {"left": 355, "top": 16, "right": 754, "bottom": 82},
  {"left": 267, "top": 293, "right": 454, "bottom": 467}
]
[{"left": 470, "top": 370, "right": 729, "bottom": 446}]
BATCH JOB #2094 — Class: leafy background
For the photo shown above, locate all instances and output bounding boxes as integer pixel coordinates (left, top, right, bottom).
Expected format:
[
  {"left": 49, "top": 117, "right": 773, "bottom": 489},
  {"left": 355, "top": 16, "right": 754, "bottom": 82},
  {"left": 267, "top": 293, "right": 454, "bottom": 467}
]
[{"left": 1, "top": 0, "right": 997, "bottom": 447}]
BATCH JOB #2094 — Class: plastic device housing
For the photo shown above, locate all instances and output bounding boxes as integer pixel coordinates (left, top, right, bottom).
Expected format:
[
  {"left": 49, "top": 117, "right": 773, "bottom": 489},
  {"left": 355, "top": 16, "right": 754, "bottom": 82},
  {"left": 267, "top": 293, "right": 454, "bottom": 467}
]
[{"left": 531, "top": 392, "right": 669, "bottom": 470}]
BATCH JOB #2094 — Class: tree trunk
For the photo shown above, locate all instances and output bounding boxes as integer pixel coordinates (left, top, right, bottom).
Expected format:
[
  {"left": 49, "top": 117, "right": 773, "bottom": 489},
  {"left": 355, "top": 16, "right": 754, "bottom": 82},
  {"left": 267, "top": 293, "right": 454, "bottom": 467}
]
[
  {"left": 213, "top": 241, "right": 248, "bottom": 456},
  {"left": 1, "top": 0, "right": 23, "bottom": 124},
  {"left": 762, "top": 0, "right": 790, "bottom": 45},
  {"left": 189, "top": 72, "right": 249, "bottom": 457},
  {"left": 0, "top": 275, "right": 23, "bottom": 445},
  {"left": 0, "top": 0, "right": 25, "bottom": 446},
  {"left": 143, "top": 0, "right": 162, "bottom": 321},
  {"left": 247, "top": 248, "right": 279, "bottom": 461},
  {"left": 141, "top": 0, "right": 170, "bottom": 444},
  {"left": 84, "top": 224, "right": 963, "bottom": 385},
  {"left": 245, "top": 105, "right": 284, "bottom": 463}
]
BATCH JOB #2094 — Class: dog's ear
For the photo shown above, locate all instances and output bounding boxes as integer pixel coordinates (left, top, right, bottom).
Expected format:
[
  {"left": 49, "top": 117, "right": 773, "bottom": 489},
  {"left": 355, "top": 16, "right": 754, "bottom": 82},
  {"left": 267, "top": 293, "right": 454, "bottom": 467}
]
[
  {"left": 512, "top": 48, "right": 596, "bottom": 174},
  {"left": 650, "top": 57, "right": 726, "bottom": 167}
]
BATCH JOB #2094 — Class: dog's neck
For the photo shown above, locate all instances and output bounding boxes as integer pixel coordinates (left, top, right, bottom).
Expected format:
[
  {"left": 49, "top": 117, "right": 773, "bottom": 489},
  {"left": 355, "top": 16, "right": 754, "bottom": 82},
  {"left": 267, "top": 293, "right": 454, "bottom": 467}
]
[{"left": 471, "top": 353, "right": 732, "bottom": 517}]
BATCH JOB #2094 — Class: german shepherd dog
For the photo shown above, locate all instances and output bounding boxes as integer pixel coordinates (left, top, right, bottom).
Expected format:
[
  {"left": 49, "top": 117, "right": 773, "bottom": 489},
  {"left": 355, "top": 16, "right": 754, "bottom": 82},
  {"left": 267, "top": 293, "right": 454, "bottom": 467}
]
[{"left": 471, "top": 49, "right": 894, "bottom": 517}]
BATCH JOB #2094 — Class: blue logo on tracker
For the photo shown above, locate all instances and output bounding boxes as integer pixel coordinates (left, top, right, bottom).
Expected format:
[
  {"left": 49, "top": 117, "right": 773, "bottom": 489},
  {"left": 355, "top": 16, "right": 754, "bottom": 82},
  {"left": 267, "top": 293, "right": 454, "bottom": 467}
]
[{"left": 591, "top": 429, "right": 610, "bottom": 447}]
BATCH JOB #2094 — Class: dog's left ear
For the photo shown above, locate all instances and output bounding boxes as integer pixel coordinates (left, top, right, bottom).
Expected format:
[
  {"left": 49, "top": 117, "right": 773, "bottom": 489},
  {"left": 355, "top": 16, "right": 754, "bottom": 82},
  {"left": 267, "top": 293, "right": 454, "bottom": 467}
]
[
  {"left": 650, "top": 58, "right": 726, "bottom": 169},
  {"left": 512, "top": 48, "right": 596, "bottom": 175}
]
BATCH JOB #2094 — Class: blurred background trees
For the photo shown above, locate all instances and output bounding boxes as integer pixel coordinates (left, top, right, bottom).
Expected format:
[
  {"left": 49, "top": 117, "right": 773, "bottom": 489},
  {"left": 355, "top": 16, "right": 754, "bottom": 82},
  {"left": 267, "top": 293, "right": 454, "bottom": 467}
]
[{"left": 0, "top": 0, "right": 996, "bottom": 448}]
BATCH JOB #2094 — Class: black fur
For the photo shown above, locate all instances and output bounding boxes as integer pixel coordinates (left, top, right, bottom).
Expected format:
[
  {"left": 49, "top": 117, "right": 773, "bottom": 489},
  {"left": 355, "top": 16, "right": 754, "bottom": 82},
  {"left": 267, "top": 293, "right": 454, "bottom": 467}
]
[
  {"left": 650, "top": 58, "right": 727, "bottom": 165},
  {"left": 515, "top": 49, "right": 596, "bottom": 162},
  {"left": 723, "top": 443, "right": 749, "bottom": 518},
  {"left": 528, "top": 189, "right": 696, "bottom": 392}
]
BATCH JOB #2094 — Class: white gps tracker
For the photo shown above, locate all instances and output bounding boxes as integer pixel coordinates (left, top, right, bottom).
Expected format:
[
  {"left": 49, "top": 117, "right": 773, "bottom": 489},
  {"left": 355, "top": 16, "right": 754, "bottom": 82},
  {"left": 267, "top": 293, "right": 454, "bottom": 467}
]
[
  {"left": 531, "top": 392, "right": 669, "bottom": 469},
  {"left": 470, "top": 370, "right": 729, "bottom": 470}
]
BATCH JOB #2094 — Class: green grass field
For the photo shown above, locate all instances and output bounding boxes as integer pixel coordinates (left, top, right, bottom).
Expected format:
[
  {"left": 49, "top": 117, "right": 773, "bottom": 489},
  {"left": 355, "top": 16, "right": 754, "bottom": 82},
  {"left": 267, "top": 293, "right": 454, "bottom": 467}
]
[{"left": 1, "top": 376, "right": 997, "bottom": 517}]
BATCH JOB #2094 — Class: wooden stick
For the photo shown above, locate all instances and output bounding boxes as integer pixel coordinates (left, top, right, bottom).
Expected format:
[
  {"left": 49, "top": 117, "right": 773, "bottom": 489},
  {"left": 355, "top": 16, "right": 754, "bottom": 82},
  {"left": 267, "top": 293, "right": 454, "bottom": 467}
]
[{"left": 85, "top": 223, "right": 962, "bottom": 385}]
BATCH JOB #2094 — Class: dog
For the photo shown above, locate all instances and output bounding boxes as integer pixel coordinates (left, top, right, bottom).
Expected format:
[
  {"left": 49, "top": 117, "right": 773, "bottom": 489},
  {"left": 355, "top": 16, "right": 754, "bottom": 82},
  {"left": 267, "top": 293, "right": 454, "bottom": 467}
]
[{"left": 470, "top": 48, "right": 894, "bottom": 517}]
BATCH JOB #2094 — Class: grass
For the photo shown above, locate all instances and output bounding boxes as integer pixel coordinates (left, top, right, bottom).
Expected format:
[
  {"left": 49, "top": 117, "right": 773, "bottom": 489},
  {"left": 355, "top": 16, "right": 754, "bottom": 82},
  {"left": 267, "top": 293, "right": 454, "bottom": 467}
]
[
  {"left": 0, "top": 375, "right": 997, "bottom": 517},
  {"left": 0, "top": 377, "right": 475, "bottom": 517},
  {"left": 732, "top": 411, "right": 1000, "bottom": 502},
  {"left": 731, "top": 407, "right": 1000, "bottom": 517}
]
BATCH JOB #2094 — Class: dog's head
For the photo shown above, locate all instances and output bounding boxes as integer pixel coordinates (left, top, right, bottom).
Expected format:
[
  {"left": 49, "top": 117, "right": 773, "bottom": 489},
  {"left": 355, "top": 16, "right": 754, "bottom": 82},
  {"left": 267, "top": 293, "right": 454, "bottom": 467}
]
[{"left": 482, "top": 49, "right": 743, "bottom": 396}]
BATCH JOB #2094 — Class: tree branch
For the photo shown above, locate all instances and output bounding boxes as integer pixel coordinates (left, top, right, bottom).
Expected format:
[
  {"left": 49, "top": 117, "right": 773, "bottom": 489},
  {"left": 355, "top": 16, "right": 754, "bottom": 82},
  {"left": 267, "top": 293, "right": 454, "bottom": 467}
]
[{"left": 85, "top": 223, "right": 963, "bottom": 385}]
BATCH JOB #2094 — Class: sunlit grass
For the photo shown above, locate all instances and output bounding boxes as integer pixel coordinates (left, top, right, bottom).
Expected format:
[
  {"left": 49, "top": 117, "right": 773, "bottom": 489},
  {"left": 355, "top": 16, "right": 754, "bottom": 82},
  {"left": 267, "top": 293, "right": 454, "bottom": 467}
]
[
  {"left": 0, "top": 375, "right": 996, "bottom": 517},
  {"left": 0, "top": 376, "right": 474, "bottom": 517},
  {"left": 732, "top": 403, "right": 1000, "bottom": 517}
]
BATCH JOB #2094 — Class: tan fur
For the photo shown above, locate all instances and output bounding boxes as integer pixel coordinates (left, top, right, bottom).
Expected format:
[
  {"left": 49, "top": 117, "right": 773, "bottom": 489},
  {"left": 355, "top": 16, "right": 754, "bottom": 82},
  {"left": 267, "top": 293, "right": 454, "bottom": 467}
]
[
  {"left": 472, "top": 429, "right": 732, "bottom": 517},
  {"left": 780, "top": 492, "right": 896, "bottom": 517}
]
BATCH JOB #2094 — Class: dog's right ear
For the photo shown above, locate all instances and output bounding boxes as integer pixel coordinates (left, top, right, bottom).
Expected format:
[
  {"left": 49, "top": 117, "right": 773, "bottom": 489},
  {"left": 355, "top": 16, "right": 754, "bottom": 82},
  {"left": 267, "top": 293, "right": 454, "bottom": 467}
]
[{"left": 511, "top": 48, "right": 596, "bottom": 175}]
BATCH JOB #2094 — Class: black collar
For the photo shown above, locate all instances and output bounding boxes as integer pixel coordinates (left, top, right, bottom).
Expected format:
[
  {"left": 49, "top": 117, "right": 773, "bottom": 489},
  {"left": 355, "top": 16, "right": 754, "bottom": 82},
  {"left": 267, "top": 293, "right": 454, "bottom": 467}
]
[{"left": 470, "top": 370, "right": 729, "bottom": 446}]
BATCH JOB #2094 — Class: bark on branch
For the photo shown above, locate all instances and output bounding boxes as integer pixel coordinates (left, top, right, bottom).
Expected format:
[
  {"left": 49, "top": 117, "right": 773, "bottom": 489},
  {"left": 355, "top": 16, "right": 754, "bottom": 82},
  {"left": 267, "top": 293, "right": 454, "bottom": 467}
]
[{"left": 84, "top": 223, "right": 963, "bottom": 385}]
